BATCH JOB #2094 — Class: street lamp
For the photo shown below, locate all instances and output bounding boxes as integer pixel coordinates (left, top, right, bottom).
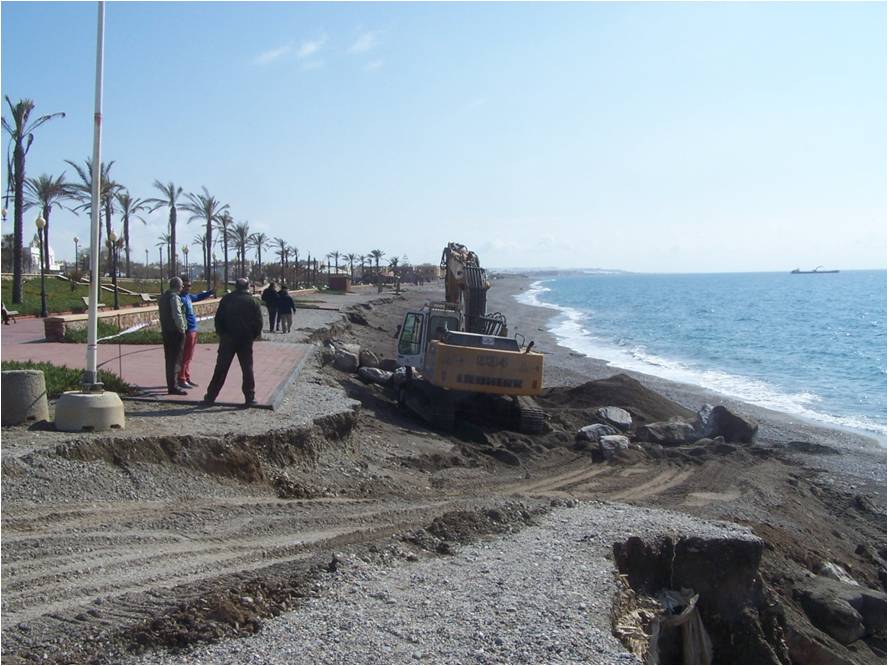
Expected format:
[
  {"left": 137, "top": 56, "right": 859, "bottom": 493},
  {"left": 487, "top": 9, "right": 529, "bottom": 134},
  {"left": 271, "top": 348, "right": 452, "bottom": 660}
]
[
  {"left": 182, "top": 244, "right": 189, "bottom": 278},
  {"left": 35, "top": 216, "right": 48, "bottom": 318},
  {"left": 106, "top": 229, "right": 119, "bottom": 309},
  {"left": 73, "top": 236, "right": 80, "bottom": 272},
  {"left": 145, "top": 248, "right": 149, "bottom": 279},
  {"left": 212, "top": 253, "right": 217, "bottom": 292}
]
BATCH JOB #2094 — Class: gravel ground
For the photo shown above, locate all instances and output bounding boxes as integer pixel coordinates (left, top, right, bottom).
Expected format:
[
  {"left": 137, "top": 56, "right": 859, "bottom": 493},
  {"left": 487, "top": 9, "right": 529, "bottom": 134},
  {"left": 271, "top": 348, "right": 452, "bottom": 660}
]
[{"left": 136, "top": 501, "right": 755, "bottom": 665}]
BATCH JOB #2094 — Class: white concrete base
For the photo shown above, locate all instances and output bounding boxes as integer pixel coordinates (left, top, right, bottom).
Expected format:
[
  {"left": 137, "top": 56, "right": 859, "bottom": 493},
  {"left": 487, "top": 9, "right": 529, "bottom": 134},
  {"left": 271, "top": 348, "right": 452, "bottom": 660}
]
[
  {"left": 1, "top": 370, "right": 50, "bottom": 425},
  {"left": 54, "top": 391, "right": 126, "bottom": 432}
]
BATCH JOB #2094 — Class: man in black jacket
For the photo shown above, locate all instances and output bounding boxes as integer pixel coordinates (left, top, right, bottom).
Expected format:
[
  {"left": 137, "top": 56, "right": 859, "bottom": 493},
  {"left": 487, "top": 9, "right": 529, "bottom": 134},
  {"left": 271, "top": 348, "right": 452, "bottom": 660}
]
[
  {"left": 260, "top": 282, "right": 278, "bottom": 333},
  {"left": 202, "top": 278, "right": 264, "bottom": 406}
]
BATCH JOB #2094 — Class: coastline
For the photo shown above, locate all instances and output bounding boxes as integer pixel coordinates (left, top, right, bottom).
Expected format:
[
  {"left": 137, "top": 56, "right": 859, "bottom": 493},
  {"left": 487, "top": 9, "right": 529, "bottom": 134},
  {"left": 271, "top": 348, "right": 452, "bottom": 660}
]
[{"left": 487, "top": 275, "right": 886, "bottom": 486}]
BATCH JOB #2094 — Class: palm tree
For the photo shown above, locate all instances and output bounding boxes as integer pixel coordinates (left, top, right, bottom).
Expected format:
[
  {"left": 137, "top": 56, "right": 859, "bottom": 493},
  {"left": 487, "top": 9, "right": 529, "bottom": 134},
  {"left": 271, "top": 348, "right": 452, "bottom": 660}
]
[
  {"left": 214, "top": 211, "right": 234, "bottom": 290},
  {"left": 24, "top": 173, "right": 71, "bottom": 273},
  {"left": 358, "top": 254, "right": 366, "bottom": 282},
  {"left": 232, "top": 222, "right": 250, "bottom": 278},
  {"left": 181, "top": 186, "right": 228, "bottom": 284},
  {"left": 114, "top": 190, "right": 147, "bottom": 277},
  {"left": 369, "top": 249, "right": 385, "bottom": 283},
  {"left": 248, "top": 231, "right": 270, "bottom": 280},
  {"left": 274, "top": 237, "right": 288, "bottom": 281},
  {"left": 65, "top": 158, "right": 120, "bottom": 276},
  {"left": 2, "top": 97, "right": 65, "bottom": 303},
  {"left": 192, "top": 232, "right": 207, "bottom": 281},
  {"left": 346, "top": 253, "right": 357, "bottom": 281},
  {"left": 145, "top": 181, "right": 185, "bottom": 276},
  {"left": 156, "top": 233, "right": 170, "bottom": 279},
  {"left": 388, "top": 256, "right": 400, "bottom": 276},
  {"left": 290, "top": 246, "right": 299, "bottom": 285}
]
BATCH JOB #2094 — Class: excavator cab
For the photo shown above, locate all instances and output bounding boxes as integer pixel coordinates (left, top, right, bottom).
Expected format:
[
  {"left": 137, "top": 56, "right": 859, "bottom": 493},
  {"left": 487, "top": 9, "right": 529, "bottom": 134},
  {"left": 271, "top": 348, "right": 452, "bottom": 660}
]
[{"left": 397, "top": 303, "right": 460, "bottom": 370}]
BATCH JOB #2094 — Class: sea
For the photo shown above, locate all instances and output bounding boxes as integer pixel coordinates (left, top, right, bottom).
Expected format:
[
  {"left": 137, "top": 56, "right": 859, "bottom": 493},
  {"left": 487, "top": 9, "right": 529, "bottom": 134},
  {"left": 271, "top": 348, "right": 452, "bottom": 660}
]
[{"left": 516, "top": 270, "right": 887, "bottom": 438}]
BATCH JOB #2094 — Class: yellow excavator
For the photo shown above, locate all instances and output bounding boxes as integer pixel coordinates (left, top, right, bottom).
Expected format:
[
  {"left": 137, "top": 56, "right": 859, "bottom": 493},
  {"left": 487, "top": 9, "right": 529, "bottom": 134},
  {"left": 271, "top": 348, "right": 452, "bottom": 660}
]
[{"left": 394, "top": 242, "right": 546, "bottom": 432}]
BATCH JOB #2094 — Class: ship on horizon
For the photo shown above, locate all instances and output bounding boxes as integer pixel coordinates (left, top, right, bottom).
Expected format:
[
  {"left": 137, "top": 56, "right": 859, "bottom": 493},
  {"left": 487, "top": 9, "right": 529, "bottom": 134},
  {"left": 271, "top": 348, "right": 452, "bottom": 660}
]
[{"left": 791, "top": 266, "right": 840, "bottom": 274}]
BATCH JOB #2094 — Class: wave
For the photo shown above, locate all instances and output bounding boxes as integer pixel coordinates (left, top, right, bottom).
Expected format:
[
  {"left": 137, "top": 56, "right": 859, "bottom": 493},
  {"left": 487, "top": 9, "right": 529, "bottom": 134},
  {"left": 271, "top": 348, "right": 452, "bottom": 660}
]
[{"left": 515, "top": 281, "right": 887, "bottom": 436}]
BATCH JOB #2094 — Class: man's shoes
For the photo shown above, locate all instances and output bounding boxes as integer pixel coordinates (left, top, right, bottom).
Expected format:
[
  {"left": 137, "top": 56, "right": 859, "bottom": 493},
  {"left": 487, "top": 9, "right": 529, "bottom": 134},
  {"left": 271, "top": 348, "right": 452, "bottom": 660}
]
[
  {"left": 200, "top": 395, "right": 215, "bottom": 405},
  {"left": 244, "top": 398, "right": 258, "bottom": 408},
  {"left": 186, "top": 380, "right": 199, "bottom": 388},
  {"left": 168, "top": 388, "right": 188, "bottom": 396},
  {"left": 176, "top": 383, "right": 191, "bottom": 391}
]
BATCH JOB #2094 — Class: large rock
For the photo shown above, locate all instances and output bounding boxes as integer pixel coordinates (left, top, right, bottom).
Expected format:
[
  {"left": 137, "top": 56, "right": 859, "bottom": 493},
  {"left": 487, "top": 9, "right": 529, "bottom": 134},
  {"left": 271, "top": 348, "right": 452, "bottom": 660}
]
[
  {"left": 358, "top": 367, "right": 392, "bottom": 385},
  {"left": 695, "top": 404, "right": 758, "bottom": 443},
  {"left": 794, "top": 576, "right": 887, "bottom": 644},
  {"left": 816, "top": 561, "right": 858, "bottom": 586},
  {"left": 333, "top": 349, "right": 360, "bottom": 373},
  {"left": 576, "top": 423, "right": 618, "bottom": 443},
  {"left": 599, "top": 435, "right": 630, "bottom": 460},
  {"left": 636, "top": 419, "right": 696, "bottom": 446},
  {"left": 594, "top": 406, "right": 633, "bottom": 431},
  {"left": 359, "top": 349, "right": 380, "bottom": 368}
]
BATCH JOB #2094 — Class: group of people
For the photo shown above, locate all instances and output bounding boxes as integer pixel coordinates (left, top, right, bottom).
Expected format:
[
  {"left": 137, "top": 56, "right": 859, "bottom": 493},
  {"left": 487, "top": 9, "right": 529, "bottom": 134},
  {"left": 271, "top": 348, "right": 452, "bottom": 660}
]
[
  {"left": 159, "top": 276, "right": 263, "bottom": 406},
  {"left": 260, "top": 282, "right": 297, "bottom": 334}
]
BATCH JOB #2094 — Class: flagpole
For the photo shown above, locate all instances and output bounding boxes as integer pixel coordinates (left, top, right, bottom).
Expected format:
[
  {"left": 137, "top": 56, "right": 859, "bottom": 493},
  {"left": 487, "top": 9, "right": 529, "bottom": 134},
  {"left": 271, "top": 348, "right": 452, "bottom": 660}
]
[{"left": 84, "top": 0, "right": 105, "bottom": 390}]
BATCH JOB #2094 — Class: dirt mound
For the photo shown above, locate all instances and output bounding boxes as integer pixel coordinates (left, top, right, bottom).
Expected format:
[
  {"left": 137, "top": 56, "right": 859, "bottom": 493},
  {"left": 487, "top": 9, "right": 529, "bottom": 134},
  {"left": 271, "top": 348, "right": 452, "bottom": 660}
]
[{"left": 539, "top": 373, "right": 695, "bottom": 426}]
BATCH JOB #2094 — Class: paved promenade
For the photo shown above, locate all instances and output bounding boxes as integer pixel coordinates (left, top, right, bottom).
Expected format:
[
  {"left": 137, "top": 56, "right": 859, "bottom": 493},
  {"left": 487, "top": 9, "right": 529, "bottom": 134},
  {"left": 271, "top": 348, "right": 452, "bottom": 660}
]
[{"left": 1, "top": 316, "right": 309, "bottom": 409}]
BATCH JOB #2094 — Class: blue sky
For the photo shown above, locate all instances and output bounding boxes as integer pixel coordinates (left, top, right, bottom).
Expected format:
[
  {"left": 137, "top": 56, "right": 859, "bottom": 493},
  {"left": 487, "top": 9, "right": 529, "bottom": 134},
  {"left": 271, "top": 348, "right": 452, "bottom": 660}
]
[{"left": 2, "top": 1, "right": 885, "bottom": 272}]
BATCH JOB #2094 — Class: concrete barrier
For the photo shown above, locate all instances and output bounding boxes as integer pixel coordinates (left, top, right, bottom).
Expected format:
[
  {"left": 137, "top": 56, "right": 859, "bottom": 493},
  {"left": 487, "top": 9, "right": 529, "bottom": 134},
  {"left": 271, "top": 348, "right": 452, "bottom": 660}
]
[{"left": 1, "top": 370, "right": 50, "bottom": 425}]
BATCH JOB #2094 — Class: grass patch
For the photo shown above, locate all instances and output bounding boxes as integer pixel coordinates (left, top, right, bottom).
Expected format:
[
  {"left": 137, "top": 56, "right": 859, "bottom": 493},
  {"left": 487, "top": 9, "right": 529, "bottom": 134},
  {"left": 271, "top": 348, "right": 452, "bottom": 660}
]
[
  {"left": 1, "top": 360, "right": 132, "bottom": 398},
  {"left": 63, "top": 322, "right": 218, "bottom": 345}
]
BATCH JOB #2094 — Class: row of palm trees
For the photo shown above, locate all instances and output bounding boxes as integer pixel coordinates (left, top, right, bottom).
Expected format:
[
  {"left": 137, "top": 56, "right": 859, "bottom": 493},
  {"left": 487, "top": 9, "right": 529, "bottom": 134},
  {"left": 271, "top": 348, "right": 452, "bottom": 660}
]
[{"left": 2, "top": 96, "right": 413, "bottom": 304}]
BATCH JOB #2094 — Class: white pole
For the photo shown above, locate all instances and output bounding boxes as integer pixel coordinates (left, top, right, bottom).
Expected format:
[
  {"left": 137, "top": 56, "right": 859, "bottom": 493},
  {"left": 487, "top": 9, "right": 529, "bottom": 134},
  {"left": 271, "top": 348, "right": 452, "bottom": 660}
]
[{"left": 84, "top": 0, "right": 105, "bottom": 390}]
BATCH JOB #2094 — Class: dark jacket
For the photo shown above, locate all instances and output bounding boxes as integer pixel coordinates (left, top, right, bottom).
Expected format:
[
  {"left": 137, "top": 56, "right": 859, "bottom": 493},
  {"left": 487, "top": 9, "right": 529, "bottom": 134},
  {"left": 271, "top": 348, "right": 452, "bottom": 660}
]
[
  {"left": 158, "top": 289, "right": 186, "bottom": 335},
  {"left": 277, "top": 295, "right": 296, "bottom": 315},
  {"left": 261, "top": 286, "right": 278, "bottom": 308},
  {"left": 214, "top": 290, "right": 263, "bottom": 342}
]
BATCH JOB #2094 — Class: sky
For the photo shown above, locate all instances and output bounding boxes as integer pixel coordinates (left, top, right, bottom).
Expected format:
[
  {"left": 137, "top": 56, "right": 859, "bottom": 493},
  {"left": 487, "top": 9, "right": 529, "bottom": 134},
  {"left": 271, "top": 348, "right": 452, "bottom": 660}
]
[{"left": 1, "top": 1, "right": 885, "bottom": 273}]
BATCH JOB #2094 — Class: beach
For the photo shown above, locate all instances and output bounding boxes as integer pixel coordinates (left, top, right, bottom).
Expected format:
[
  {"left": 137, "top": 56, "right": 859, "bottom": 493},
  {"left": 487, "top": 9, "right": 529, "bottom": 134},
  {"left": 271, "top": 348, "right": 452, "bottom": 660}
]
[{"left": 2, "top": 281, "right": 885, "bottom": 664}]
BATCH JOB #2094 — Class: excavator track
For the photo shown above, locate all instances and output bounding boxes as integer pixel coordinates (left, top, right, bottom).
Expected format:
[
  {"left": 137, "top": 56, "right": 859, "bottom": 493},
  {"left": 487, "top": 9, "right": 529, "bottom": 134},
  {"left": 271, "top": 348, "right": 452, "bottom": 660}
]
[{"left": 514, "top": 395, "right": 546, "bottom": 434}]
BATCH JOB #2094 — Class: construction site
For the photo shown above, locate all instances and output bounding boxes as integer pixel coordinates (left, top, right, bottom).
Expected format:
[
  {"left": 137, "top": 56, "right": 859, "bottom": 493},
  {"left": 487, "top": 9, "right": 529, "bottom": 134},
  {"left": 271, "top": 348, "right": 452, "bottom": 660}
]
[{"left": 1, "top": 246, "right": 886, "bottom": 664}]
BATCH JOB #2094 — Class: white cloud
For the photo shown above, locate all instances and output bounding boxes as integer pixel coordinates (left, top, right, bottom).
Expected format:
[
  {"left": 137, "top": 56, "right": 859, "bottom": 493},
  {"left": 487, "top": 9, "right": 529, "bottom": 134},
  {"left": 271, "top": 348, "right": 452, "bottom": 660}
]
[
  {"left": 252, "top": 43, "right": 292, "bottom": 65},
  {"left": 298, "top": 36, "right": 327, "bottom": 59},
  {"left": 300, "top": 60, "right": 325, "bottom": 71},
  {"left": 463, "top": 97, "right": 486, "bottom": 111},
  {"left": 348, "top": 30, "right": 379, "bottom": 54},
  {"left": 364, "top": 59, "right": 384, "bottom": 71}
]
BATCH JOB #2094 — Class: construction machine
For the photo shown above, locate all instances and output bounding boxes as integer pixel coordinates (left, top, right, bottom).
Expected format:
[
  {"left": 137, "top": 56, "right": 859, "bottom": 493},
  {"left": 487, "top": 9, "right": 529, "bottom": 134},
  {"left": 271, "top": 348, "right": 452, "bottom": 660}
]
[{"left": 394, "top": 242, "right": 546, "bottom": 433}]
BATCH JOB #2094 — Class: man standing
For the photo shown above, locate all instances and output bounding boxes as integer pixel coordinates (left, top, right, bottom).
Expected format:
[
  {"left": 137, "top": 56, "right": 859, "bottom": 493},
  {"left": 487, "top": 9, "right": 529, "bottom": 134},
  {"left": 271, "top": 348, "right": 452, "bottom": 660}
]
[
  {"left": 261, "top": 281, "right": 279, "bottom": 333},
  {"left": 202, "top": 278, "right": 263, "bottom": 407},
  {"left": 158, "top": 276, "right": 188, "bottom": 395},
  {"left": 177, "top": 277, "right": 215, "bottom": 389}
]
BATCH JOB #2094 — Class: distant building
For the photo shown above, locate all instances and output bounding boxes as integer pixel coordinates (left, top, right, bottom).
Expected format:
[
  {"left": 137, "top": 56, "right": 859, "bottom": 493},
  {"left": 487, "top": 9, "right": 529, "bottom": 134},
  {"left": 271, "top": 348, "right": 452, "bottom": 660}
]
[{"left": 28, "top": 233, "right": 60, "bottom": 272}]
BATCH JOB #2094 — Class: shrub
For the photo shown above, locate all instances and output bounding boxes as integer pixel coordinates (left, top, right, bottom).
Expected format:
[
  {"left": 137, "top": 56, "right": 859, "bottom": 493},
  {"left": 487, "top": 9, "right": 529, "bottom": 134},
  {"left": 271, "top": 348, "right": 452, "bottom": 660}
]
[{"left": 1, "top": 360, "right": 132, "bottom": 398}]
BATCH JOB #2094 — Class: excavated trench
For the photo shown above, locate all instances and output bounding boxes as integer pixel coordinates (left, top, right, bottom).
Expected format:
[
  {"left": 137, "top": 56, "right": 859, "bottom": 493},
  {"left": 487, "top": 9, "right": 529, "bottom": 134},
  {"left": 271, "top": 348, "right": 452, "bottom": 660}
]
[{"left": 611, "top": 533, "right": 788, "bottom": 664}]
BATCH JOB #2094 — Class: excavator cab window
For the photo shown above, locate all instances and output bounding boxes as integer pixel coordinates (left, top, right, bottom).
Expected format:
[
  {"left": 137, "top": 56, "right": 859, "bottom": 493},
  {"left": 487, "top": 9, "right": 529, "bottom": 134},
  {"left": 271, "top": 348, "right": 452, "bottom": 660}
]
[
  {"left": 429, "top": 315, "right": 459, "bottom": 342},
  {"left": 398, "top": 313, "right": 424, "bottom": 356}
]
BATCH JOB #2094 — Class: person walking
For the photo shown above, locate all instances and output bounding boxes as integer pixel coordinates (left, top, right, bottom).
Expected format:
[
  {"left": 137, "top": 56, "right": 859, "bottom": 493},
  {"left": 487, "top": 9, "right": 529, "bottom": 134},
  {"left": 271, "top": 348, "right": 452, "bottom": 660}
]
[
  {"left": 277, "top": 287, "right": 296, "bottom": 334},
  {"left": 158, "top": 277, "right": 188, "bottom": 395},
  {"left": 202, "top": 278, "right": 263, "bottom": 407},
  {"left": 177, "top": 277, "right": 215, "bottom": 389},
  {"left": 261, "top": 281, "right": 279, "bottom": 333}
]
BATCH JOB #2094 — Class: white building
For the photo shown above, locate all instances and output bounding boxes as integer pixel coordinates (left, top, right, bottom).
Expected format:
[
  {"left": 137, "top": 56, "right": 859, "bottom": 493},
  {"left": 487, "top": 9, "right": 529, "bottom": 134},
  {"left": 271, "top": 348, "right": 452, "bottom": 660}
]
[{"left": 28, "top": 233, "right": 60, "bottom": 272}]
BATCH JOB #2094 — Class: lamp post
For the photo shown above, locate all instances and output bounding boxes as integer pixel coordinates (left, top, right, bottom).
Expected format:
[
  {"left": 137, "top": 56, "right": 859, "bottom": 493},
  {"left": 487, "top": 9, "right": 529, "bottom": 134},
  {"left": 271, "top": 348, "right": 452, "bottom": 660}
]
[
  {"left": 35, "top": 216, "right": 48, "bottom": 318},
  {"left": 182, "top": 244, "right": 189, "bottom": 279},
  {"left": 73, "top": 236, "right": 80, "bottom": 272},
  {"left": 106, "top": 230, "right": 119, "bottom": 309},
  {"left": 158, "top": 245, "right": 163, "bottom": 293},
  {"left": 212, "top": 253, "right": 217, "bottom": 292},
  {"left": 145, "top": 248, "right": 149, "bottom": 279}
]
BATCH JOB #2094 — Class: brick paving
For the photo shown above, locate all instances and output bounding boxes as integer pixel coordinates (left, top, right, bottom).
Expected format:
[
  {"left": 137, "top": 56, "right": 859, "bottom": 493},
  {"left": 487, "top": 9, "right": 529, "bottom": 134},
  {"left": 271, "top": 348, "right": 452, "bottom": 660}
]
[{"left": 1, "top": 318, "right": 310, "bottom": 409}]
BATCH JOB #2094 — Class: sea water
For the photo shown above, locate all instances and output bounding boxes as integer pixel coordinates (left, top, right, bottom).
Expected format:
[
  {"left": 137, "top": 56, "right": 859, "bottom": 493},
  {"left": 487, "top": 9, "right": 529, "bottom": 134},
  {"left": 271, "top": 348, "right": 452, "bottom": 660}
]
[{"left": 516, "top": 270, "right": 886, "bottom": 437}]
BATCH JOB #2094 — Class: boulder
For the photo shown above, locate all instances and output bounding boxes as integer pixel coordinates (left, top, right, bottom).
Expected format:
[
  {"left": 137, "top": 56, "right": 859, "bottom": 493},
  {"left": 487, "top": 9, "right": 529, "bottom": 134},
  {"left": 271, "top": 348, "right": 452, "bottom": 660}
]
[
  {"left": 576, "top": 423, "right": 618, "bottom": 443},
  {"left": 599, "top": 435, "right": 630, "bottom": 460},
  {"left": 358, "top": 367, "right": 392, "bottom": 385},
  {"left": 695, "top": 404, "right": 758, "bottom": 443},
  {"left": 636, "top": 419, "right": 696, "bottom": 446},
  {"left": 359, "top": 349, "right": 381, "bottom": 368},
  {"left": 333, "top": 349, "right": 360, "bottom": 373},
  {"left": 816, "top": 561, "right": 859, "bottom": 586},
  {"left": 379, "top": 358, "right": 400, "bottom": 372},
  {"left": 794, "top": 576, "right": 887, "bottom": 644},
  {"left": 594, "top": 406, "right": 632, "bottom": 431}
]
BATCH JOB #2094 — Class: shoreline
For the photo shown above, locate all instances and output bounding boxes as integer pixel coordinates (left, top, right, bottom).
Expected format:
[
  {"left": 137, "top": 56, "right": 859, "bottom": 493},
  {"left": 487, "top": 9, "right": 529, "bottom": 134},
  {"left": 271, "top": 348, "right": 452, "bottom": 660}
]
[{"left": 486, "top": 275, "right": 886, "bottom": 485}]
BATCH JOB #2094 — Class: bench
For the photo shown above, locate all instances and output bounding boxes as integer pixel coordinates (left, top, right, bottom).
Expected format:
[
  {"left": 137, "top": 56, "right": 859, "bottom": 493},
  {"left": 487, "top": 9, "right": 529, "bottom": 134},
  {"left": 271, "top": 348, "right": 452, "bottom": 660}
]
[
  {"left": 81, "top": 296, "right": 106, "bottom": 309},
  {"left": 139, "top": 293, "right": 156, "bottom": 304},
  {"left": 2, "top": 305, "right": 17, "bottom": 324}
]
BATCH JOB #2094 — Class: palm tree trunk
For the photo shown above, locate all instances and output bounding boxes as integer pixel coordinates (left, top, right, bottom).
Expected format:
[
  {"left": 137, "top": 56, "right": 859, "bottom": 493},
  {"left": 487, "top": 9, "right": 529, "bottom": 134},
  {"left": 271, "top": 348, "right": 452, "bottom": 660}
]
[
  {"left": 223, "top": 236, "right": 229, "bottom": 289},
  {"left": 104, "top": 203, "right": 113, "bottom": 278},
  {"left": 169, "top": 208, "right": 177, "bottom": 276},
  {"left": 42, "top": 204, "right": 51, "bottom": 273},
  {"left": 205, "top": 219, "right": 212, "bottom": 284},
  {"left": 11, "top": 142, "right": 25, "bottom": 303},
  {"left": 123, "top": 215, "right": 131, "bottom": 277}
]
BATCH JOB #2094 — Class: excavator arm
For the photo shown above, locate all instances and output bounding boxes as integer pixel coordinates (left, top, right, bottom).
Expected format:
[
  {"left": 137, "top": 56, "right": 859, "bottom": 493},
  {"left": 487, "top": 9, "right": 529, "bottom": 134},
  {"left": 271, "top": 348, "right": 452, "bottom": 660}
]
[{"left": 440, "top": 242, "right": 503, "bottom": 335}]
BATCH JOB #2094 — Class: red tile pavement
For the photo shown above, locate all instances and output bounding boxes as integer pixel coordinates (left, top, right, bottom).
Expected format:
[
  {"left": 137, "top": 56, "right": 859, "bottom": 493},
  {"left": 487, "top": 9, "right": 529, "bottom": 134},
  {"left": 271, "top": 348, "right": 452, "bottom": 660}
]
[{"left": 1, "top": 319, "right": 310, "bottom": 409}]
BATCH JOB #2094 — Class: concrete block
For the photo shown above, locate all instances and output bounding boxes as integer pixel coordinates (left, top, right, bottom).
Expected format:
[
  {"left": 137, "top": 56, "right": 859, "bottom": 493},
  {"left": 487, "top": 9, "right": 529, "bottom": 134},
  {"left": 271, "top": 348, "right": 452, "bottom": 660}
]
[{"left": 1, "top": 370, "right": 50, "bottom": 425}]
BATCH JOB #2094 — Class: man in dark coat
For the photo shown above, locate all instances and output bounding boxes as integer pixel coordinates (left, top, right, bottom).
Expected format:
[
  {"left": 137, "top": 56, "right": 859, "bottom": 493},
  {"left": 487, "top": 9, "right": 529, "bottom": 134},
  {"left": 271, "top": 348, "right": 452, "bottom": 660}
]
[
  {"left": 202, "top": 278, "right": 264, "bottom": 406},
  {"left": 260, "top": 282, "right": 279, "bottom": 333},
  {"left": 158, "top": 277, "right": 188, "bottom": 395}
]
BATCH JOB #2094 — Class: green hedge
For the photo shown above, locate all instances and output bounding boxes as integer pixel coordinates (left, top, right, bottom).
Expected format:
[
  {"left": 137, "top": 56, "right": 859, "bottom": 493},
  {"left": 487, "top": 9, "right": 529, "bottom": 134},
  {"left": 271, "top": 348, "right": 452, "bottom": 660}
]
[
  {"left": 1, "top": 360, "right": 132, "bottom": 398},
  {"left": 63, "top": 321, "right": 218, "bottom": 345}
]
